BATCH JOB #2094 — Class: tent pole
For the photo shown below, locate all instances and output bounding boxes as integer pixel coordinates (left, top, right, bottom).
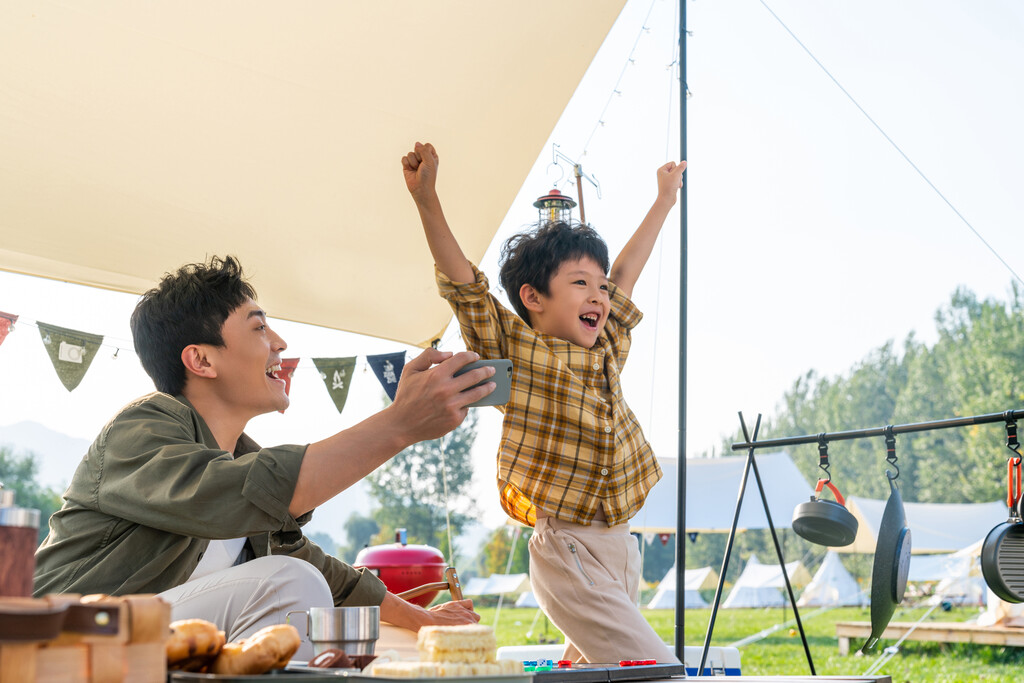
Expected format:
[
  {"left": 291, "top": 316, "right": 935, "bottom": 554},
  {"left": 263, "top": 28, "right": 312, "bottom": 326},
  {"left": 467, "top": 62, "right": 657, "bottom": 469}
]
[{"left": 674, "top": 0, "right": 688, "bottom": 662}]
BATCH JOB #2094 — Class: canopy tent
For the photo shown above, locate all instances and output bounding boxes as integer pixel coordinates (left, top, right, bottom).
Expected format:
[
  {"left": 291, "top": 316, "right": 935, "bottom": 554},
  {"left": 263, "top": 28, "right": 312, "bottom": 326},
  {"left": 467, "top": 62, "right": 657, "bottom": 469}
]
[
  {"left": 514, "top": 592, "right": 539, "bottom": 609},
  {"left": 0, "top": 1, "right": 626, "bottom": 347},
  {"left": 721, "top": 555, "right": 811, "bottom": 609},
  {"left": 796, "top": 551, "right": 867, "bottom": 608},
  {"left": 462, "top": 573, "right": 530, "bottom": 597},
  {"left": 918, "top": 540, "right": 987, "bottom": 607},
  {"left": 631, "top": 452, "right": 814, "bottom": 533},
  {"left": 647, "top": 565, "right": 718, "bottom": 609},
  {"left": 843, "top": 497, "right": 1004, "bottom": 554}
]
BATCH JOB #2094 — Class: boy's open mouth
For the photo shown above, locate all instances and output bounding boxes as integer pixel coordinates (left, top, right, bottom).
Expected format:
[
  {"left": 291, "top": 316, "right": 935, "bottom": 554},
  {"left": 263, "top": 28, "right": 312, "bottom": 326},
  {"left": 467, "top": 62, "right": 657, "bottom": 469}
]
[{"left": 580, "top": 314, "right": 599, "bottom": 330}]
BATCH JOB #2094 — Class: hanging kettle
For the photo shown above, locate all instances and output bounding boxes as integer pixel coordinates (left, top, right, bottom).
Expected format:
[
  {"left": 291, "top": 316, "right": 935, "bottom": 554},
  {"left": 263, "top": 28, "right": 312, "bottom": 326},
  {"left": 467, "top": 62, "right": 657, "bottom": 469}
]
[
  {"left": 793, "top": 438, "right": 859, "bottom": 547},
  {"left": 981, "top": 456, "right": 1024, "bottom": 602},
  {"left": 863, "top": 473, "right": 912, "bottom": 653},
  {"left": 792, "top": 478, "right": 859, "bottom": 547}
]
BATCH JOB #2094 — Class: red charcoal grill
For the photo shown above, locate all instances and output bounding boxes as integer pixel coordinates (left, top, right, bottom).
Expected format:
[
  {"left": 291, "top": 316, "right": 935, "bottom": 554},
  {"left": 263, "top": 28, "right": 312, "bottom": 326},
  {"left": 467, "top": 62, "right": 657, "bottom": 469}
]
[{"left": 354, "top": 529, "right": 463, "bottom": 607}]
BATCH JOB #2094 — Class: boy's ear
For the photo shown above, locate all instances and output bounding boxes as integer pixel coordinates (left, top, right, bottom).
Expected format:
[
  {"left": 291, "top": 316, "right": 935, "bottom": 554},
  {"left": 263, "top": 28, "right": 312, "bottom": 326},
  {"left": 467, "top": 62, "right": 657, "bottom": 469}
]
[
  {"left": 181, "top": 344, "right": 218, "bottom": 380},
  {"left": 519, "top": 284, "right": 545, "bottom": 313}
]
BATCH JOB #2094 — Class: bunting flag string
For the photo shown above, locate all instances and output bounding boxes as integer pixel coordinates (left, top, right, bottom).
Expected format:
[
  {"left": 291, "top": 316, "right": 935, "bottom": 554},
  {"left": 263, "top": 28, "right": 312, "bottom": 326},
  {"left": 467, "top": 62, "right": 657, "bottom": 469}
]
[
  {"left": 366, "top": 351, "right": 406, "bottom": 401},
  {"left": 2, "top": 307, "right": 420, "bottom": 411},
  {"left": 36, "top": 321, "right": 104, "bottom": 392},
  {"left": 0, "top": 311, "right": 17, "bottom": 347},
  {"left": 312, "top": 357, "right": 358, "bottom": 414}
]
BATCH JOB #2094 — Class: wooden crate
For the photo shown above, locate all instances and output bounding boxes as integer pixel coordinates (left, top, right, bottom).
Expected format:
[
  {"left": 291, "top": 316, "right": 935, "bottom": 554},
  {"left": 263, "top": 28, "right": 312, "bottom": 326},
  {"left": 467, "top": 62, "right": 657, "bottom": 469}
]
[{"left": 0, "top": 594, "right": 169, "bottom": 682}]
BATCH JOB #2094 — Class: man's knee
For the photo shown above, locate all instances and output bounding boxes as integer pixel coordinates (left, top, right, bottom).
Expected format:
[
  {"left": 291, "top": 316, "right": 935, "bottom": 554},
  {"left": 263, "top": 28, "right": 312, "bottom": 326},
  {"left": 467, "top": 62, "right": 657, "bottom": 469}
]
[{"left": 250, "top": 556, "right": 333, "bottom": 606}]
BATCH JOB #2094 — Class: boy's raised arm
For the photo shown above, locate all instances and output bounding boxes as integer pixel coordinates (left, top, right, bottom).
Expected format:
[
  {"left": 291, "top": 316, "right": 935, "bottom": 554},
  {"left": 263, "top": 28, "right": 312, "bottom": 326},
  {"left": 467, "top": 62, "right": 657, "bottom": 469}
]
[
  {"left": 403, "top": 142, "right": 476, "bottom": 284},
  {"left": 608, "top": 160, "right": 686, "bottom": 298}
]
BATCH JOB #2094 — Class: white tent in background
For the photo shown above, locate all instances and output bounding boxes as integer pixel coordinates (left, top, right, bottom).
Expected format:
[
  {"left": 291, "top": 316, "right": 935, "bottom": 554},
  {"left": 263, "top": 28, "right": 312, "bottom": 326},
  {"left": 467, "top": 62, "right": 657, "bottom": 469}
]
[
  {"left": 924, "top": 540, "right": 987, "bottom": 607},
  {"left": 515, "top": 592, "right": 539, "bottom": 608},
  {"left": 647, "top": 565, "right": 718, "bottom": 609},
  {"left": 462, "top": 573, "right": 530, "bottom": 597},
  {"left": 796, "top": 551, "right": 867, "bottom": 608},
  {"left": 722, "top": 556, "right": 811, "bottom": 609}
]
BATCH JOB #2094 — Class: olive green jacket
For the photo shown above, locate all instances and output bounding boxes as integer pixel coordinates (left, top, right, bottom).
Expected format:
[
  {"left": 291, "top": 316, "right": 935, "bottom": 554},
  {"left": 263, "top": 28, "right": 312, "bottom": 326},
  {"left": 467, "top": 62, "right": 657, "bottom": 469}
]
[{"left": 34, "top": 392, "right": 386, "bottom": 607}]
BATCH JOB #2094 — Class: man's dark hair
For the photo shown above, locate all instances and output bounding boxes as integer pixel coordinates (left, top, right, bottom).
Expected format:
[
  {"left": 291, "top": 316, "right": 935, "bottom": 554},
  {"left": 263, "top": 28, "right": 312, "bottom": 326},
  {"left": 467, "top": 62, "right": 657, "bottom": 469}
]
[
  {"left": 131, "top": 255, "right": 257, "bottom": 395},
  {"left": 498, "top": 221, "right": 610, "bottom": 324}
]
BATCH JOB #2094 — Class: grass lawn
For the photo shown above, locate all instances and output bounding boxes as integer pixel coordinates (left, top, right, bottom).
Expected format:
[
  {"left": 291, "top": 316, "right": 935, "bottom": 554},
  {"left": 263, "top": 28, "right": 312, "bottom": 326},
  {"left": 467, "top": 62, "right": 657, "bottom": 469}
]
[{"left": 474, "top": 604, "right": 1024, "bottom": 682}]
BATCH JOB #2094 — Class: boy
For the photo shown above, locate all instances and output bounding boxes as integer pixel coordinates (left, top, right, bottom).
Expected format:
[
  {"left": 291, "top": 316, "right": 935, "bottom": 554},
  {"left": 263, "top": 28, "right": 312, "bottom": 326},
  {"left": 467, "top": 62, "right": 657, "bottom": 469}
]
[
  {"left": 403, "top": 142, "right": 685, "bottom": 662},
  {"left": 35, "top": 255, "right": 494, "bottom": 660}
]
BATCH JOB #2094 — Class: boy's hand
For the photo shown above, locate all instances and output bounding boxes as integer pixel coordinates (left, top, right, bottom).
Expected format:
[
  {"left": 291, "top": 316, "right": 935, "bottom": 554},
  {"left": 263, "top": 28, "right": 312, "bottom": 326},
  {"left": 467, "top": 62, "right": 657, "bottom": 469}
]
[
  {"left": 656, "top": 160, "right": 687, "bottom": 204},
  {"left": 403, "top": 141, "right": 440, "bottom": 202}
]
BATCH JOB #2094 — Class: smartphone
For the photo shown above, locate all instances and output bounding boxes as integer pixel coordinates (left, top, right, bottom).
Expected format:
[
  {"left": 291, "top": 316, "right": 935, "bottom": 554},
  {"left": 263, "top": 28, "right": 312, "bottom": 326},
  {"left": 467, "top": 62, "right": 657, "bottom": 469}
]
[{"left": 454, "top": 359, "right": 512, "bottom": 408}]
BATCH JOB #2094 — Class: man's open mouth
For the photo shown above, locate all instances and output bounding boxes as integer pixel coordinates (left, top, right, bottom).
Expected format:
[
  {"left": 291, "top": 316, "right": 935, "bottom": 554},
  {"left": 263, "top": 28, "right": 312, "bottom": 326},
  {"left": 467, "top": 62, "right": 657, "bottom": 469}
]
[{"left": 266, "top": 363, "right": 282, "bottom": 379}]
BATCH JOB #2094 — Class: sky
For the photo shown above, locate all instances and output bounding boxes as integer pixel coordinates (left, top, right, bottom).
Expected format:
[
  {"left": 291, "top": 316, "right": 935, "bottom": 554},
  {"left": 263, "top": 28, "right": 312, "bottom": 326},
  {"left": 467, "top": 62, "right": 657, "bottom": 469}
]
[{"left": 2, "top": 0, "right": 1023, "bottom": 538}]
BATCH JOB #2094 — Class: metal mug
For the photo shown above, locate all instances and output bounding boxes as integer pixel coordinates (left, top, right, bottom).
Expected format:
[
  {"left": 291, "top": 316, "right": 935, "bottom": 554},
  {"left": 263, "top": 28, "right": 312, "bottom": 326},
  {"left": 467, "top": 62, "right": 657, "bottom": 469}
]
[{"left": 286, "top": 605, "right": 379, "bottom": 657}]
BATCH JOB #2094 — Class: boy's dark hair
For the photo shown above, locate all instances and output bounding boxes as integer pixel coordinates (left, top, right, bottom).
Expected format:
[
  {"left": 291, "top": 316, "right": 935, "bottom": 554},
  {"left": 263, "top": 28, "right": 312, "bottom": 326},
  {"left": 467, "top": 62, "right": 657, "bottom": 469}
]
[
  {"left": 498, "top": 221, "right": 610, "bottom": 324},
  {"left": 131, "top": 255, "right": 257, "bottom": 395}
]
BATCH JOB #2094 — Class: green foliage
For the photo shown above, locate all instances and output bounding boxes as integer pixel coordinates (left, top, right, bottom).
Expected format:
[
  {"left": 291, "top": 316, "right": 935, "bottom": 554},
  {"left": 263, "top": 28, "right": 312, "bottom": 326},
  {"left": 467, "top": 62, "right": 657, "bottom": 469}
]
[
  {"left": 474, "top": 525, "right": 531, "bottom": 577},
  {"left": 0, "top": 447, "right": 63, "bottom": 545},
  {"left": 337, "top": 512, "right": 380, "bottom": 563},
  {"left": 711, "top": 284, "right": 1024, "bottom": 507},
  {"left": 365, "top": 412, "right": 478, "bottom": 563}
]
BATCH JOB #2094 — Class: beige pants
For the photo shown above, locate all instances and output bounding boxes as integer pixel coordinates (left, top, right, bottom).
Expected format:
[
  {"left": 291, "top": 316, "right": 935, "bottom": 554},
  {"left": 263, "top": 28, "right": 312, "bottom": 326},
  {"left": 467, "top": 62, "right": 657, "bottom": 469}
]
[
  {"left": 158, "top": 555, "right": 334, "bottom": 661},
  {"left": 529, "top": 516, "right": 679, "bottom": 664}
]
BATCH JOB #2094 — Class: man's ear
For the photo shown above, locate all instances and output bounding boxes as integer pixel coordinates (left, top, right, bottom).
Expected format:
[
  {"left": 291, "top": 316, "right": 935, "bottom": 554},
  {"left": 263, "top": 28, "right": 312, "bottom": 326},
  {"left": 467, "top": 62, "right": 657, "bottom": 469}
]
[
  {"left": 519, "top": 284, "right": 545, "bottom": 314},
  {"left": 181, "top": 344, "right": 217, "bottom": 380}
]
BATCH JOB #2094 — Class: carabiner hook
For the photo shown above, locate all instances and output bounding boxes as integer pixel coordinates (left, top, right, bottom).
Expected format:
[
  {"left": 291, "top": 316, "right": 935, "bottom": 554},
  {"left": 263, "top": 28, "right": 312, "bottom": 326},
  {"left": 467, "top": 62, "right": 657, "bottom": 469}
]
[
  {"left": 884, "top": 425, "right": 899, "bottom": 481},
  {"left": 817, "top": 433, "right": 832, "bottom": 485}
]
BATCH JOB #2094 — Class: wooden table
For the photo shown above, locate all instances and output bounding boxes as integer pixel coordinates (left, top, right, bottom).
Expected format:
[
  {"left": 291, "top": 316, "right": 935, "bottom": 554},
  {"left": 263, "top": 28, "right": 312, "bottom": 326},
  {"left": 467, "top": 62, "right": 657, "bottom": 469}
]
[{"left": 835, "top": 620, "right": 1024, "bottom": 655}]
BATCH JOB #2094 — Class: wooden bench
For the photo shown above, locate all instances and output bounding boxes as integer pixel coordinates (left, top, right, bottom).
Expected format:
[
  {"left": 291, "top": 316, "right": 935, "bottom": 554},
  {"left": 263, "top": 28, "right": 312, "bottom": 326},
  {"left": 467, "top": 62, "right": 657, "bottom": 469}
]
[{"left": 836, "top": 621, "right": 1024, "bottom": 655}]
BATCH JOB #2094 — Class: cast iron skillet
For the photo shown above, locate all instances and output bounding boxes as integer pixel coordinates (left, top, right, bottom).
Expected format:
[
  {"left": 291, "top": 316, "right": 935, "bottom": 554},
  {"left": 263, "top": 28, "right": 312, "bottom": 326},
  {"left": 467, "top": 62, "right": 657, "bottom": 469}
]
[
  {"left": 792, "top": 479, "right": 859, "bottom": 547},
  {"left": 981, "top": 457, "right": 1024, "bottom": 602},
  {"left": 862, "top": 474, "right": 912, "bottom": 653}
]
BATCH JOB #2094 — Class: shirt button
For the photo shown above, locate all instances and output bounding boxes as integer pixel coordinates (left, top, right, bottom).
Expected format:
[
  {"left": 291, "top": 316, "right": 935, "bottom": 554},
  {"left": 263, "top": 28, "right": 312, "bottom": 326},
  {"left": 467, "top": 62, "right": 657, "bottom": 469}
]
[
  {"left": 600, "top": 468, "right": 609, "bottom": 476},
  {"left": 592, "top": 362, "right": 601, "bottom": 370},
  {"left": 604, "top": 426, "right": 612, "bottom": 433}
]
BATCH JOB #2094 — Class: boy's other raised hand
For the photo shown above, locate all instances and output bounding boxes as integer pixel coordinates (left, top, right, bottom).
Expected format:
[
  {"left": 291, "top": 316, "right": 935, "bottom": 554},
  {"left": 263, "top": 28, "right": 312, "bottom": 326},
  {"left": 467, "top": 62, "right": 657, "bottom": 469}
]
[
  {"left": 656, "top": 160, "right": 687, "bottom": 204},
  {"left": 402, "top": 141, "right": 440, "bottom": 201}
]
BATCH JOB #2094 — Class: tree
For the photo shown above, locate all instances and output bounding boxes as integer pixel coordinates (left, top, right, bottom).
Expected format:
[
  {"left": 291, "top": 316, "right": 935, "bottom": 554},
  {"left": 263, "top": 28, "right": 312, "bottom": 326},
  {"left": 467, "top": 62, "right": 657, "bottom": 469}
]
[
  {"left": 0, "top": 447, "right": 63, "bottom": 545},
  {"left": 474, "top": 525, "right": 531, "bottom": 577},
  {"left": 365, "top": 412, "right": 478, "bottom": 564},
  {"left": 338, "top": 512, "right": 380, "bottom": 563}
]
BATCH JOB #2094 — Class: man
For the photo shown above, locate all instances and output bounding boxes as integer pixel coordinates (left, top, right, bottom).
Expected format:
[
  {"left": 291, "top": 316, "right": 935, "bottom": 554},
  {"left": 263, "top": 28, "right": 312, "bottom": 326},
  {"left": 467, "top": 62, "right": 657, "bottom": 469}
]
[{"left": 35, "top": 255, "right": 496, "bottom": 659}]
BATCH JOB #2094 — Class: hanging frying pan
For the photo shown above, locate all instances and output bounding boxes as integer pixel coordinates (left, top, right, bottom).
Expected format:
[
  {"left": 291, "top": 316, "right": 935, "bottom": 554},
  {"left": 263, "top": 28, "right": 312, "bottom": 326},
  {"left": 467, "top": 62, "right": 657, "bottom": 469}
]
[
  {"left": 981, "top": 457, "right": 1024, "bottom": 602},
  {"left": 792, "top": 478, "right": 859, "bottom": 547},
  {"left": 862, "top": 474, "right": 912, "bottom": 653}
]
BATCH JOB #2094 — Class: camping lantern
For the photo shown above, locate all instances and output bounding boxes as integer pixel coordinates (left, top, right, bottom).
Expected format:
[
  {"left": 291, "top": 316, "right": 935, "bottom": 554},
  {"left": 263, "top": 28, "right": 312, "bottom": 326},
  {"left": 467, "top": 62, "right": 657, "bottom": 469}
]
[
  {"left": 534, "top": 188, "right": 576, "bottom": 225},
  {"left": 354, "top": 529, "right": 447, "bottom": 607}
]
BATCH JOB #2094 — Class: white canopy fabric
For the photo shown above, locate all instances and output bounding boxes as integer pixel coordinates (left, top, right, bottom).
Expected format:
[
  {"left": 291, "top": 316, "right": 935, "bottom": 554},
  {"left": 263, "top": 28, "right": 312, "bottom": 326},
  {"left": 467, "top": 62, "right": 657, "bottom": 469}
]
[
  {"left": 844, "top": 497, "right": 1005, "bottom": 555},
  {"left": 462, "top": 573, "right": 530, "bottom": 597},
  {"left": 796, "top": 551, "right": 867, "bottom": 608},
  {"left": 514, "top": 591, "right": 539, "bottom": 609},
  {"left": 646, "top": 564, "right": 718, "bottom": 610},
  {"left": 0, "top": 1, "right": 626, "bottom": 347},
  {"left": 721, "top": 555, "right": 811, "bottom": 609},
  {"left": 631, "top": 452, "right": 814, "bottom": 533}
]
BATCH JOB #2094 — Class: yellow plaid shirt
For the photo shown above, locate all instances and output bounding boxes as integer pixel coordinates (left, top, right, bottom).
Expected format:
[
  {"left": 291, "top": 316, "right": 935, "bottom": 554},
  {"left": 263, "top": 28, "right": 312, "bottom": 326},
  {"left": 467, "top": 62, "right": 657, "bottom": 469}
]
[{"left": 437, "top": 264, "right": 662, "bottom": 527}]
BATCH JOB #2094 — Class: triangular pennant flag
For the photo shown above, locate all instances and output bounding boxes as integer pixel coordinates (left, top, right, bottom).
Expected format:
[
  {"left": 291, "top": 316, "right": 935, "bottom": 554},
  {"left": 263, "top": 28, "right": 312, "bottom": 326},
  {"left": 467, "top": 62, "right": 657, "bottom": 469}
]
[
  {"left": 366, "top": 351, "right": 406, "bottom": 401},
  {"left": 272, "top": 358, "right": 300, "bottom": 413},
  {"left": 37, "top": 322, "right": 104, "bottom": 391},
  {"left": 688, "top": 532, "right": 699, "bottom": 543},
  {"left": 0, "top": 311, "right": 17, "bottom": 347},
  {"left": 312, "top": 357, "right": 357, "bottom": 413}
]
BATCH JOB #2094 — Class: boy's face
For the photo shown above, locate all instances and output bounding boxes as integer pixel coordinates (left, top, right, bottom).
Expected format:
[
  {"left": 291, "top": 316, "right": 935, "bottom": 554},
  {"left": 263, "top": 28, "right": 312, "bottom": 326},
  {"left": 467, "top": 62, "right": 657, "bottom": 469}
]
[
  {"left": 206, "top": 298, "right": 290, "bottom": 416},
  {"left": 527, "top": 256, "right": 610, "bottom": 348}
]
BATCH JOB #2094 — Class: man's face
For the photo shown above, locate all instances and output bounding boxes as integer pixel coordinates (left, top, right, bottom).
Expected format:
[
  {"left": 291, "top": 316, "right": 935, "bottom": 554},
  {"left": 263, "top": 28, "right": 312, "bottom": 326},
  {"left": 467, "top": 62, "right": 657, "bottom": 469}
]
[
  {"left": 529, "top": 256, "right": 610, "bottom": 348},
  {"left": 209, "top": 298, "right": 290, "bottom": 415}
]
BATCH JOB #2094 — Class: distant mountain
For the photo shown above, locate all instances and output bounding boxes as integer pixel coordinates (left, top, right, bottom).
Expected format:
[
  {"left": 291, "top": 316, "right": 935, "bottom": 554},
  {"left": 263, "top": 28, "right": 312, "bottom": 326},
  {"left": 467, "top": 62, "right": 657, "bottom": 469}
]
[{"left": 0, "top": 421, "right": 91, "bottom": 490}]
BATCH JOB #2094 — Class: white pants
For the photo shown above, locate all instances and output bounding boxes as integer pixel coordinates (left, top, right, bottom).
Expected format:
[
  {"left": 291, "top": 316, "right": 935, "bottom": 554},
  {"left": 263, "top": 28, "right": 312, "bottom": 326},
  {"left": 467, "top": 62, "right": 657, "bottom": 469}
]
[
  {"left": 158, "top": 555, "right": 334, "bottom": 661},
  {"left": 529, "top": 516, "right": 679, "bottom": 664}
]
